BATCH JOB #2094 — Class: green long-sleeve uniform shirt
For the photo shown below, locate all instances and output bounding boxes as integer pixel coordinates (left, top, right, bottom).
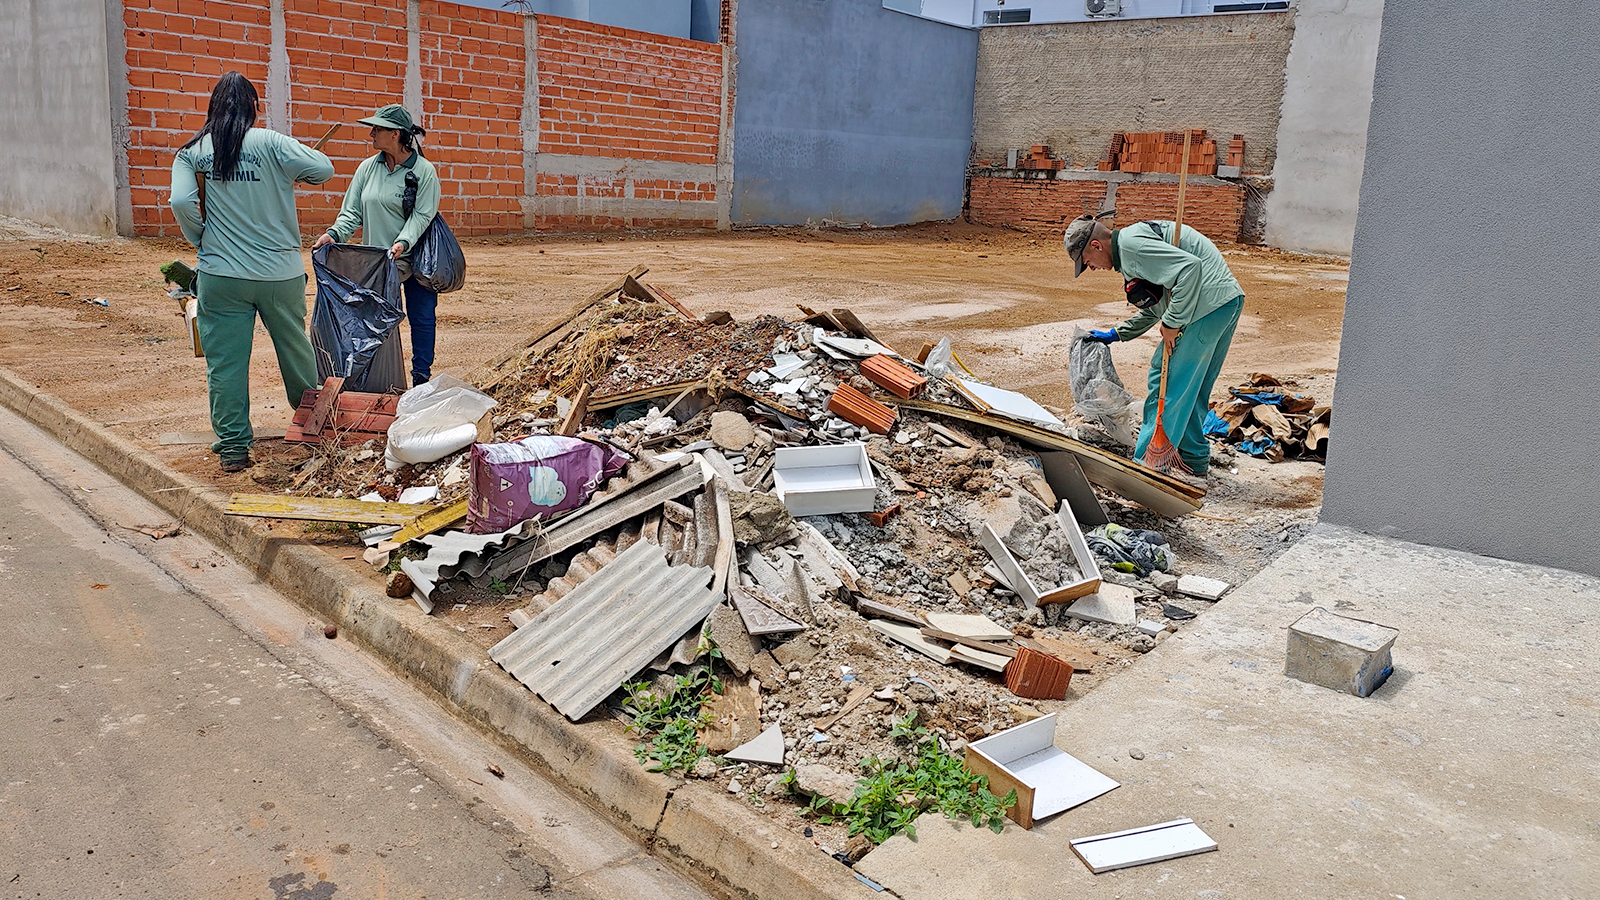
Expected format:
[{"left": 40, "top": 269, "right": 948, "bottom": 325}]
[
  {"left": 1111, "top": 221, "right": 1244, "bottom": 341},
  {"left": 170, "top": 129, "right": 334, "bottom": 281},
  {"left": 325, "top": 151, "right": 440, "bottom": 256}
]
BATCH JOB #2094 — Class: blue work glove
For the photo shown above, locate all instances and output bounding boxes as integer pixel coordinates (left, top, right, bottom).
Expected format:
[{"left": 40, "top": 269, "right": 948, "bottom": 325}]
[{"left": 1087, "top": 328, "right": 1119, "bottom": 343}]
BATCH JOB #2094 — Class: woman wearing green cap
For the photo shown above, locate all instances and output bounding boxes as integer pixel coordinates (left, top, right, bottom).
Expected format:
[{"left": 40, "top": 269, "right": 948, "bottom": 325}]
[
  {"left": 170, "top": 71, "right": 335, "bottom": 473},
  {"left": 313, "top": 103, "right": 443, "bottom": 386}
]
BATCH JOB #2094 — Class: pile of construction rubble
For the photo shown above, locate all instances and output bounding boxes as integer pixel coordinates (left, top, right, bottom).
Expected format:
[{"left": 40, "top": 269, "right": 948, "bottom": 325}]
[{"left": 230, "top": 268, "right": 1252, "bottom": 846}]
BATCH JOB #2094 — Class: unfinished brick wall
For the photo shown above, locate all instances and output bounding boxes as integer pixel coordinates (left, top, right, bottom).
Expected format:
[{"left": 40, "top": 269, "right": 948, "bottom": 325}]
[
  {"left": 419, "top": 2, "right": 525, "bottom": 235},
  {"left": 967, "top": 176, "right": 1106, "bottom": 230},
  {"left": 972, "top": 13, "right": 1295, "bottom": 175},
  {"left": 121, "top": 2, "right": 720, "bottom": 237},
  {"left": 121, "top": 0, "right": 272, "bottom": 236},
  {"left": 531, "top": 17, "right": 723, "bottom": 230},
  {"left": 967, "top": 174, "right": 1246, "bottom": 242}
]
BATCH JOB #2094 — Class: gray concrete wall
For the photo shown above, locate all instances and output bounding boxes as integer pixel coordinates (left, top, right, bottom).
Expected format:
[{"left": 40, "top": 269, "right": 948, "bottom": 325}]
[
  {"left": 730, "top": 0, "right": 978, "bottom": 226},
  {"left": 1321, "top": 0, "right": 1600, "bottom": 577},
  {"left": 0, "top": 0, "right": 120, "bottom": 236},
  {"left": 1260, "top": 0, "right": 1383, "bottom": 256},
  {"left": 971, "top": 11, "right": 1294, "bottom": 174}
]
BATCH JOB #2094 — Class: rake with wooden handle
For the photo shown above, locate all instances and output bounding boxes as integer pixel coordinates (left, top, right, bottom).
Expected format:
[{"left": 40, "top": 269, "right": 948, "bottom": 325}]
[{"left": 1137, "top": 129, "right": 1192, "bottom": 475}]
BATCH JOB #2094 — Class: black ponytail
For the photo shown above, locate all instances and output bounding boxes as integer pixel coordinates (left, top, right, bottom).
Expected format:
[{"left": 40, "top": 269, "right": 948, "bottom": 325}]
[
  {"left": 181, "top": 71, "right": 258, "bottom": 179},
  {"left": 398, "top": 123, "right": 427, "bottom": 158}
]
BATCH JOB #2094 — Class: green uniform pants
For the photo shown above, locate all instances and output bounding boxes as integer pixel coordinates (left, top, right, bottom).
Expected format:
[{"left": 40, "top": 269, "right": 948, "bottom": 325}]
[
  {"left": 1133, "top": 294, "right": 1244, "bottom": 474},
  {"left": 195, "top": 272, "right": 318, "bottom": 461}
]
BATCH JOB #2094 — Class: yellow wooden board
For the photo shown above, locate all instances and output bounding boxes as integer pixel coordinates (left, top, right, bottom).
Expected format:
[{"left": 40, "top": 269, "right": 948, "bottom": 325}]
[{"left": 225, "top": 494, "right": 439, "bottom": 525}]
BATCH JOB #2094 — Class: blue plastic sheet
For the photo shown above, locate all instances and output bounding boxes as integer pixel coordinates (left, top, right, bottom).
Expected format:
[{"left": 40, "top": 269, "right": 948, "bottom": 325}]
[
  {"left": 1203, "top": 409, "right": 1231, "bottom": 437},
  {"left": 1239, "top": 435, "right": 1277, "bottom": 457}
]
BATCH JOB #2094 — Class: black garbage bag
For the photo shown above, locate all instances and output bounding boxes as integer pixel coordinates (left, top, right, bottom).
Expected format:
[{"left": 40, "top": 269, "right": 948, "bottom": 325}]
[
  {"left": 403, "top": 171, "right": 466, "bottom": 294},
  {"left": 310, "top": 243, "right": 407, "bottom": 393}
]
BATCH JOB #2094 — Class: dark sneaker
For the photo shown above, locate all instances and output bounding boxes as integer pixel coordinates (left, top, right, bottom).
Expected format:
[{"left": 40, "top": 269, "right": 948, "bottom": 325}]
[{"left": 220, "top": 455, "right": 253, "bottom": 473}]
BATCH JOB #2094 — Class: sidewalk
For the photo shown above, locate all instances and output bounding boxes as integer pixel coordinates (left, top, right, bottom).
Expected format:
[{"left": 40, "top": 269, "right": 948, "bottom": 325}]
[{"left": 857, "top": 525, "right": 1600, "bottom": 899}]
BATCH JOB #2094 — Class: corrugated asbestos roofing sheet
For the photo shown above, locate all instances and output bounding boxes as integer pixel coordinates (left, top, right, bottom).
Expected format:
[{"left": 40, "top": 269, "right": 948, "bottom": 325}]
[
  {"left": 400, "top": 520, "right": 538, "bottom": 611},
  {"left": 489, "top": 538, "right": 716, "bottom": 721}
]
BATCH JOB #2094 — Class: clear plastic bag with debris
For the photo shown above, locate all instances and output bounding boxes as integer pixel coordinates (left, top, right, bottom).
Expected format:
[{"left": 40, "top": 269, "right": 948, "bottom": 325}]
[
  {"left": 1068, "top": 327, "right": 1141, "bottom": 447},
  {"left": 923, "top": 337, "right": 956, "bottom": 378}
]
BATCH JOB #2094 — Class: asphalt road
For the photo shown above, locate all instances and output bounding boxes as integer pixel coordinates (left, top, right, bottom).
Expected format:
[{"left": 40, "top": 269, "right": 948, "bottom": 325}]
[{"left": 0, "top": 403, "right": 710, "bottom": 900}]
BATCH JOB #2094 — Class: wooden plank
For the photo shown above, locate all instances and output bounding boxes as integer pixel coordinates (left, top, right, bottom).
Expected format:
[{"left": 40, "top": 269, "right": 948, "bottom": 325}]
[
  {"left": 628, "top": 276, "right": 698, "bottom": 321},
  {"left": 308, "top": 376, "right": 344, "bottom": 436},
  {"left": 813, "top": 683, "right": 874, "bottom": 732},
  {"left": 963, "top": 746, "right": 1037, "bottom": 829},
  {"left": 382, "top": 497, "right": 470, "bottom": 547},
  {"left": 926, "top": 422, "right": 976, "bottom": 449},
  {"left": 225, "top": 494, "right": 436, "bottom": 525},
  {"left": 893, "top": 398, "right": 1203, "bottom": 516},
  {"left": 916, "top": 340, "right": 936, "bottom": 364},
  {"left": 919, "top": 627, "right": 1018, "bottom": 659},
  {"left": 710, "top": 475, "right": 734, "bottom": 596},
  {"left": 589, "top": 379, "right": 706, "bottom": 412},
  {"left": 855, "top": 597, "right": 926, "bottom": 627},
  {"left": 557, "top": 383, "right": 592, "bottom": 436},
  {"left": 290, "top": 407, "right": 396, "bottom": 432},
  {"left": 1018, "top": 635, "right": 1100, "bottom": 673},
  {"left": 946, "top": 379, "right": 994, "bottom": 413},
  {"left": 829, "top": 308, "right": 891, "bottom": 350}
]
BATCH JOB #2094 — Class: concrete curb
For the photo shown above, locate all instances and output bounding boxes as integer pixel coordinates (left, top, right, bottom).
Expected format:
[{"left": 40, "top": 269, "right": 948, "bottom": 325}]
[{"left": 0, "top": 367, "right": 867, "bottom": 900}]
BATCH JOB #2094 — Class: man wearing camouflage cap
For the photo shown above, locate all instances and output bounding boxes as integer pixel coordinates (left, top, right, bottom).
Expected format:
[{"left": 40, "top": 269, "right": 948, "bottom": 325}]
[{"left": 1064, "top": 211, "right": 1245, "bottom": 480}]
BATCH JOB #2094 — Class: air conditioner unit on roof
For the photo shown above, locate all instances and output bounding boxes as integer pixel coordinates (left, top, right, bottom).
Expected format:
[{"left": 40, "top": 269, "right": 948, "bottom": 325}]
[{"left": 1086, "top": 0, "right": 1121, "bottom": 17}]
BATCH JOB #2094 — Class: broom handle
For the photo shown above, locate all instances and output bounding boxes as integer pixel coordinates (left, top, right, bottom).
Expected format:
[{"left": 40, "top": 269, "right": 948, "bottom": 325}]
[{"left": 1173, "top": 130, "right": 1190, "bottom": 246}]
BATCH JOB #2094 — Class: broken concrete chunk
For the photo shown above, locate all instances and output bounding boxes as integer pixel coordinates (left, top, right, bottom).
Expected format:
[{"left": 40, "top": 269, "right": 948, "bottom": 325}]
[
  {"left": 771, "top": 638, "right": 819, "bottom": 667},
  {"left": 793, "top": 763, "right": 858, "bottom": 806},
  {"left": 708, "top": 604, "right": 760, "bottom": 676},
  {"left": 1176, "top": 574, "right": 1231, "bottom": 601},
  {"left": 1286, "top": 607, "right": 1397, "bottom": 698},
  {"left": 1064, "top": 583, "right": 1137, "bottom": 626},
  {"left": 1149, "top": 571, "right": 1180, "bottom": 593},
  {"left": 710, "top": 411, "right": 756, "bottom": 451},
  {"left": 730, "top": 491, "right": 799, "bottom": 548}
]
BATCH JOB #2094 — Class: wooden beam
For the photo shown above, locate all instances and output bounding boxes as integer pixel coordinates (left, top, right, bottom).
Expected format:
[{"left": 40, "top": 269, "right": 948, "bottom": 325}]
[
  {"left": 382, "top": 497, "right": 469, "bottom": 547},
  {"left": 589, "top": 379, "right": 706, "bottom": 413},
  {"left": 557, "top": 383, "right": 592, "bottom": 436},
  {"left": 626, "top": 276, "right": 697, "bottom": 321},
  {"left": 813, "top": 683, "right": 874, "bottom": 732},
  {"left": 225, "top": 494, "right": 437, "bottom": 525},
  {"left": 307, "top": 376, "right": 345, "bottom": 436},
  {"left": 481, "top": 265, "right": 648, "bottom": 382}
]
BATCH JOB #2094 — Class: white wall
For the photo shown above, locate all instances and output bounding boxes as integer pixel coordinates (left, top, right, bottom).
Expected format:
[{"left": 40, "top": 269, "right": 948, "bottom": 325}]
[
  {"left": 1262, "top": 0, "right": 1384, "bottom": 255},
  {"left": 970, "top": 0, "right": 1280, "bottom": 26},
  {"left": 0, "top": 0, "right": 120, "bottom": 235}
]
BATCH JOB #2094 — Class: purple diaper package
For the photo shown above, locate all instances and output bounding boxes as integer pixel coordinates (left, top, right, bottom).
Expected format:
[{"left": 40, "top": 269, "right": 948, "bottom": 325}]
[{"left": 467, "top": 435, "right": 629, "bottom": 534}]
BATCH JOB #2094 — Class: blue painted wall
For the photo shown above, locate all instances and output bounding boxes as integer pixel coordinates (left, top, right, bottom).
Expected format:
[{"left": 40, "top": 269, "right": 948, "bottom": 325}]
[
  {"left": 731, "top": 0, "right": 978, "bottom": 226},
  {"left": 454, "top": 0, "right": 694, "bottom": 40}
]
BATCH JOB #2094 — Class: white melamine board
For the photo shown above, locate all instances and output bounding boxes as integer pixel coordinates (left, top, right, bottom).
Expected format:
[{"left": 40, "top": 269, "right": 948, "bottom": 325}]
[
  {"left": 926, "top": 613, "right": 1012, "bottom": 641},
  {"left": 868, "top": 619, "right": 953, "bottom": 665},
  {"left": 968, "top": 715, "right": 1118, "bottom": 822},
  {"left": 1070, "top": 818, "right": 1218, "bottom": 874},
  {"left": 953, "top": 379, "right": 1064, "bottom": 428}
]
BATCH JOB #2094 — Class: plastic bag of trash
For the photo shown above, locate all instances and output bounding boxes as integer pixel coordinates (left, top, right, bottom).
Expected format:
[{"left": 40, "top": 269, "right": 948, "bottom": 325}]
[
  {"left": 401, "top": 171, "right": 466, "bottom": 294},
  {"left": 924, "top": 337, "right": 956, "bottom": 378},
  {"left": 467, "top": 435, "right": 629, "bottom": 534},
  {"left": 1068, "top": 328, "right": 1141, "bottom": 447},
  {"left": 310, "top": 243, "right": 406, "bottom": 393},
  {"left": 384, "top": 374, "right": 498, "bottom": 470}
]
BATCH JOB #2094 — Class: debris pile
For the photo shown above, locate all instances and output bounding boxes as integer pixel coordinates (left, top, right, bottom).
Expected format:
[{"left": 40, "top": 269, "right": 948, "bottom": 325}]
[
  {"left": 224, "top": 267, "right": 1245, "bottom": 852},
  {"left": 1206, "top": 373, "right": 1330, "bottom": 462}
]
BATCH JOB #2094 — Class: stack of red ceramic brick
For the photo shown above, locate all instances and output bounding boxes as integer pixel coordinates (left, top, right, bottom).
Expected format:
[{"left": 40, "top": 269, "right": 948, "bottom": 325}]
[
  {"left": 284, "top": 388, "right": 399, "bottom": 444},
  {"left": 1111, "top": 130, "right": 1216, "bottom": 176},
  {"left": 1016, "top": 144, "right": 1065, "bottom": 171},
  {"left": 967, "top": 177, "right": 1108, "bottom": 230},
  {"left": 826, "top": 383, "right": 897, "bottom": 435},
  {"left": 858, "top": 354, "right": 927, "bottom": 400},
  {"left": 1004, "top": 647, "right": 1072, "bottom": 700},
  {"left": 1095, "top": 133, "right": 1125, "bottom": 171},
  {"left": 1226, "top": 135, "right": 1245, "bottom": 169}
]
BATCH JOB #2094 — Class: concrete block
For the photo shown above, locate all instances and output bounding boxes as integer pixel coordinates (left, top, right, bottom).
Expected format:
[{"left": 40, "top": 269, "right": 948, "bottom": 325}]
[
  {"left": 1286, "top": 607, "right": 1397, "bottom": 697},
  {"left": 1217, "top": 164, "right": 1242, "bottom": 178}
]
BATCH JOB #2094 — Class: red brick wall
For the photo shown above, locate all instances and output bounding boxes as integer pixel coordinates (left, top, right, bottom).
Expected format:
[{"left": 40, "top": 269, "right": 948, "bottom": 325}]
[
  {"left": 122, "top": 3, "right": 721, "bottom": 237},
  {"left": 1113, "top": 183, "right": 1246, "bottom": 243},
  {"left": 532, "top": 16, "right": 722, "bottom": 230},
  {"left": 967, "top": 174, "right": 1246, "bottom": 242},
  {"left": 420, "top": 2, "right": 525, "bottom": 235},
  {"left": 122, "top": 0, "right": 272, "bottom": 236},
  {"left": 283, "top": 0, "right": 409, "bottom": 232},
  {"left": 967, "top": 176, "right": 1106, "bottom": 231}
]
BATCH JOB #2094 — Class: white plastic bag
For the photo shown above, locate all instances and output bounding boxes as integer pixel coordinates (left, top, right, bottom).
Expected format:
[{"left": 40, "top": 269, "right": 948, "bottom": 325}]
[
  {"left": 1068, "top": 328, "right": 1141, "bottom": 447},
  {"left": 384, "top": 374, "right": 498, "bottom": 470},
  {"left": 923, "top": 337, "right": 955, "bottom": 377}
]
